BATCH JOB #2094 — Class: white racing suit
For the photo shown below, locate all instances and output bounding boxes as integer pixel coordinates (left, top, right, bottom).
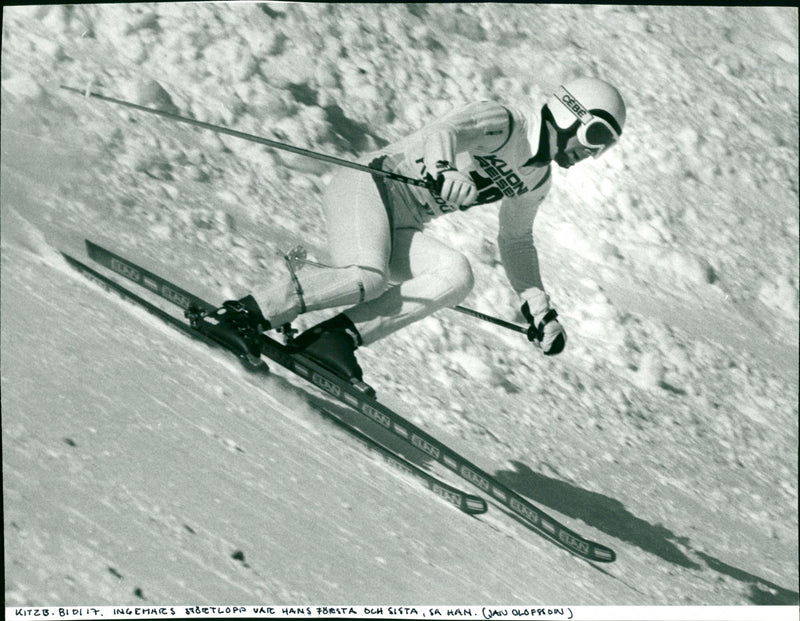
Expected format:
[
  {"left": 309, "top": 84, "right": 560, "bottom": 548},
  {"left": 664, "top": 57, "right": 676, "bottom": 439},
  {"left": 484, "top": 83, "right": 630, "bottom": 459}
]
[{"left": 251, "top": 100, "right": 554, "bottom": 345}]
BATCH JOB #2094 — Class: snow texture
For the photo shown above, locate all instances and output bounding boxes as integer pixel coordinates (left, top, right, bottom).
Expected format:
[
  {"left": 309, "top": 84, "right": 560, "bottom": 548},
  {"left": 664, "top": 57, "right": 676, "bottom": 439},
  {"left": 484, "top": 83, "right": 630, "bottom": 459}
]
[{"left": 2, "top": 2, "right": 798, "bottom": 609}]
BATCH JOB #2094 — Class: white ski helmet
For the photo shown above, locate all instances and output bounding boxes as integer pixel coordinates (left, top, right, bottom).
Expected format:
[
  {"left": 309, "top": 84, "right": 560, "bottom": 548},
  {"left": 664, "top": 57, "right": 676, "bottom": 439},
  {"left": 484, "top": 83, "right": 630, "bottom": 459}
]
[{"left": 546, "top": 76, "right": 626, "bottom": 157}]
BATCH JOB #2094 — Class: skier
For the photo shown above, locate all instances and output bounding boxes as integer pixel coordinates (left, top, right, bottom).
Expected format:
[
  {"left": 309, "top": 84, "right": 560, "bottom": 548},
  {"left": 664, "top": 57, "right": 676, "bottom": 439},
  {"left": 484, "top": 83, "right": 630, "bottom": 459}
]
[{"left": 215, "top": 76, "right": 626, "bottom": 385}]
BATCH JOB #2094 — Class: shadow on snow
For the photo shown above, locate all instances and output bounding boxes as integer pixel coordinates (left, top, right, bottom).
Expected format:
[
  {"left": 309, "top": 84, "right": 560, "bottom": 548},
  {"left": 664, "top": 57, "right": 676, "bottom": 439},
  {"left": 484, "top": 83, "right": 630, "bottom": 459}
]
[
  {"left": 496, "top": 461, "right": 799, "bottom": 605},
  {"left": 253, "top": 368, "right": 797, "bottom": 605}
]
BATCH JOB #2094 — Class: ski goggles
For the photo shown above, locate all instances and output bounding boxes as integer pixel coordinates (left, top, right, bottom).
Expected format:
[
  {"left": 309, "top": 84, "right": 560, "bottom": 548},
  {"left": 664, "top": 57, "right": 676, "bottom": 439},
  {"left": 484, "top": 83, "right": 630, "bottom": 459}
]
[{"left": 555, "top": 85, "right": 620, "bottom": 158}]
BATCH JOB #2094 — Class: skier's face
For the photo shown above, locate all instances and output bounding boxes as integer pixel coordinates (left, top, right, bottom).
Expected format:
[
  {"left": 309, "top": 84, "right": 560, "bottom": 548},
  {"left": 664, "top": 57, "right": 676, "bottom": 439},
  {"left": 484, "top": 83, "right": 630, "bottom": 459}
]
[{"left": 554, "top": 133, "right": 596, "bottom": 168}]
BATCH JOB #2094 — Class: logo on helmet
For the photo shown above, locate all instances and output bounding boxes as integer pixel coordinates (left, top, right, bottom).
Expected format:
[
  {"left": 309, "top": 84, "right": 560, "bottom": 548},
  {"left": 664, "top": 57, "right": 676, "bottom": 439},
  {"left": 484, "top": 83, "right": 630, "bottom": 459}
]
[{"left": 556, "top": 86, "right": 592, "bottom": 125}]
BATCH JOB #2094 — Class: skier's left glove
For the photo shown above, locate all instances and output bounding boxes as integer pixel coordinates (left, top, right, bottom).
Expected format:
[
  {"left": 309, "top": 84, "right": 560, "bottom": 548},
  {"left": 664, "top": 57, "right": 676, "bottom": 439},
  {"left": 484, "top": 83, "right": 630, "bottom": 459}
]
[
  {"left": 426, "top": 161, "right": 477, "bottom": 207},
  {"left": 520, "top": 288, "right": 566, "bottom": 356}
]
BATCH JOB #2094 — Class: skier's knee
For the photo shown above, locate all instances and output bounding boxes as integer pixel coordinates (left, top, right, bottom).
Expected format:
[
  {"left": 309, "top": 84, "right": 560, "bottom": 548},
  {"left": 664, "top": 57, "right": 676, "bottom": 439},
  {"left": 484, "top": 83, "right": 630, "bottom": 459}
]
[
  {"left": 444, "top": 253, "right": 474, "bottom": 304},
  {"left": 354, "top": 265, "right": 389, "bottom": 302}
]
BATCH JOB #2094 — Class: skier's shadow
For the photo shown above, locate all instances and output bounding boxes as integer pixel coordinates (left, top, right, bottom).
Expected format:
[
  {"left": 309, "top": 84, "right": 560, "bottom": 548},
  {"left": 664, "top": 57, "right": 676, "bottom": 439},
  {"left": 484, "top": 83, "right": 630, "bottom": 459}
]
[
  {"left": 496, "top": 461, "right": 798, "bottom": 605},
  {"left": 273, "top": 380, "right": 797, "bottom": 605},
  {"left": 497, "top": 461, "right": 699, "bottom": 568}
]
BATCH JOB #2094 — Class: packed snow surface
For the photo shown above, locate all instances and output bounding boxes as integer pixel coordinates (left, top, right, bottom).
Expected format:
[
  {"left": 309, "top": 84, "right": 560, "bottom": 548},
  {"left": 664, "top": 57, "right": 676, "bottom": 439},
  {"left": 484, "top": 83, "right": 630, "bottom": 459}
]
[{"left": 2, "top": 2, "right": 798, "bottom": 608}]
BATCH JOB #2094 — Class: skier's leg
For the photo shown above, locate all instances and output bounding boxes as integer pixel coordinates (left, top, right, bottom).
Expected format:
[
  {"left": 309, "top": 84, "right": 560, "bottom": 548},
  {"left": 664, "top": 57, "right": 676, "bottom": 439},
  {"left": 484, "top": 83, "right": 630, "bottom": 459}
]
[
  {"left": 250, "top": 167, "right": 391, "bottom": 326},
  {"left": 344, "top": 228, "right": 475, "bottom": 346}
]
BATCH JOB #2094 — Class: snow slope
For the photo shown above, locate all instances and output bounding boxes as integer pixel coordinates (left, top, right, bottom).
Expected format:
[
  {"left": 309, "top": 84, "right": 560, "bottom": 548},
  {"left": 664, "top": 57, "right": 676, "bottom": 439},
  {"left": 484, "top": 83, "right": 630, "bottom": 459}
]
[{"left": 2, "top": 2, "right": 798, "bottom": 609}]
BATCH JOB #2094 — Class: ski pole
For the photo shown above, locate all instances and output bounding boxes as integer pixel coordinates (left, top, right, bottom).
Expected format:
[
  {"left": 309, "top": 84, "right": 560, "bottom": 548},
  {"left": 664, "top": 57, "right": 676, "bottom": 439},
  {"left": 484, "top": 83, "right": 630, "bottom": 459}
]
[
  {"left": 450, "top": 305, "right": 528, "bottom": 335},
  {"left": 59, "top": 85, "right": 430, "bottom": 189}
]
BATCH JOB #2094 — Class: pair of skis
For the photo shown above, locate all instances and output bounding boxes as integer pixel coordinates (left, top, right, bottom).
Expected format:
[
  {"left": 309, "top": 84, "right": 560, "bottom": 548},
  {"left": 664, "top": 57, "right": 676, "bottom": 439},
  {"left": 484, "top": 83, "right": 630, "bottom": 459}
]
[{"left": 62, "top": 240, "right": 616, "bottom": 563}]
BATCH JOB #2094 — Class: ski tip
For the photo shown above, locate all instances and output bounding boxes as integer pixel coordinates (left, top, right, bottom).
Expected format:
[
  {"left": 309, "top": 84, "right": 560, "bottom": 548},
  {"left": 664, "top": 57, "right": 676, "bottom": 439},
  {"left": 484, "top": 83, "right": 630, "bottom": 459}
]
[{"left": 591, "top": 545, "right": 616, "bottom": 563}]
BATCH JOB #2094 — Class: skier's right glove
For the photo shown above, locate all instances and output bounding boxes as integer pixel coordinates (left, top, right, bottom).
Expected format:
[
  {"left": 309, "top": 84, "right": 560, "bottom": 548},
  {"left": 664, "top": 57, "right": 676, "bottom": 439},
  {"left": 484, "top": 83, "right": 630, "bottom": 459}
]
[
  {"left": 520, "top": 288, "right": 566, "bottom": 356},
  {"left": 523, "top": 306, "right": 566, "bottom": 356},
  {"left": 426, "top": 161, "right": 477, "bottom": 207}
]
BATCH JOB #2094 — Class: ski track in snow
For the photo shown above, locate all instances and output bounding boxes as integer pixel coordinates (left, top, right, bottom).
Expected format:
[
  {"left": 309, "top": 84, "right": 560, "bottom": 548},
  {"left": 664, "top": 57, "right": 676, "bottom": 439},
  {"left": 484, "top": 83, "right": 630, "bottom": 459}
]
[{"left": 2, "top": 2, "right": 798, "bottom": 608}]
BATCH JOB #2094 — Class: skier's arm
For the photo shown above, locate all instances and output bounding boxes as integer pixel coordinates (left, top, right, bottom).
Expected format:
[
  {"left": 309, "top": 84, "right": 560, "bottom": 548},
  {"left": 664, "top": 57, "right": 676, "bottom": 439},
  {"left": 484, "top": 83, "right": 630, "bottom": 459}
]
[
  {"left": 498, "top": 194, "right": 545, "bottom": 295},
  {"left": 498, "top": 195, "right": 567, "bottom": 355},
  {"left": 420, "top": 101, "right": 513, "bottom": 206},
  {"left": 421, "top": 100, "right": 513, "bottom": 171}
]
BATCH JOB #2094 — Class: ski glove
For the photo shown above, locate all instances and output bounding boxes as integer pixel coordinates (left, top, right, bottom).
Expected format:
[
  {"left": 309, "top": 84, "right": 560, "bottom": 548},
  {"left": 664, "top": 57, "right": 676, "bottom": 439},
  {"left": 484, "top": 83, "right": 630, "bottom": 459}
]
[
  {"left": 426, "top": 161, "right": 477, "bottom": 207},
  {"left": 521, "top": 303, "right": 567, "bottom": 356}
]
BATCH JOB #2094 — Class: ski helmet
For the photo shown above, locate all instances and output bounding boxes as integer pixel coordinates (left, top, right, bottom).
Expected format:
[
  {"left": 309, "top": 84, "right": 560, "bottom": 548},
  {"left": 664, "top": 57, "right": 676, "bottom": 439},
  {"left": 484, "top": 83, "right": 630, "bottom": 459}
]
[{"left": 546, "top": 77, "right": 626, "bottom": 158}]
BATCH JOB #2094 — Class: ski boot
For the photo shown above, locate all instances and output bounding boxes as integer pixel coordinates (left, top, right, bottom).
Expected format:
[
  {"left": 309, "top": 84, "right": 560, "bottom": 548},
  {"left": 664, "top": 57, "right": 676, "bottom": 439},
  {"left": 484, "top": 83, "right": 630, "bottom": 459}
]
[
  {"left": 191, "top": 295, "right": 269, "bottom": 369},
  {"left": 291, "top": 313, "right": 376, "bottom": 397}
]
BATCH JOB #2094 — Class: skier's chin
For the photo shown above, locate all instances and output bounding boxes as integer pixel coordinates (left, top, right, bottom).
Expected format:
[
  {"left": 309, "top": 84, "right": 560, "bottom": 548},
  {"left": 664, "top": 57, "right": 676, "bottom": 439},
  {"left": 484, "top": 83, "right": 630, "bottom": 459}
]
[{"left": 554, "top": 152, "right": 575, "bottom": 169}]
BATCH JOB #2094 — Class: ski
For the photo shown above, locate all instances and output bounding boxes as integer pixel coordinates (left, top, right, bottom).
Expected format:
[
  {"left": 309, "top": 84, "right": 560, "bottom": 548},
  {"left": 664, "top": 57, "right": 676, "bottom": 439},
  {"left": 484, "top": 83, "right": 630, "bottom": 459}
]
[
  {"left": 73, "top": 240, "right": 616, "bottom": 563},
  {"left": 62, "top": 248, "right": 486, "bottom": 517},
  {"left": 60, "top": 251, "right": 267, "bottom": 371},
  {"left": 319, "top": 408, "right": 487, "bottom": 515}
]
